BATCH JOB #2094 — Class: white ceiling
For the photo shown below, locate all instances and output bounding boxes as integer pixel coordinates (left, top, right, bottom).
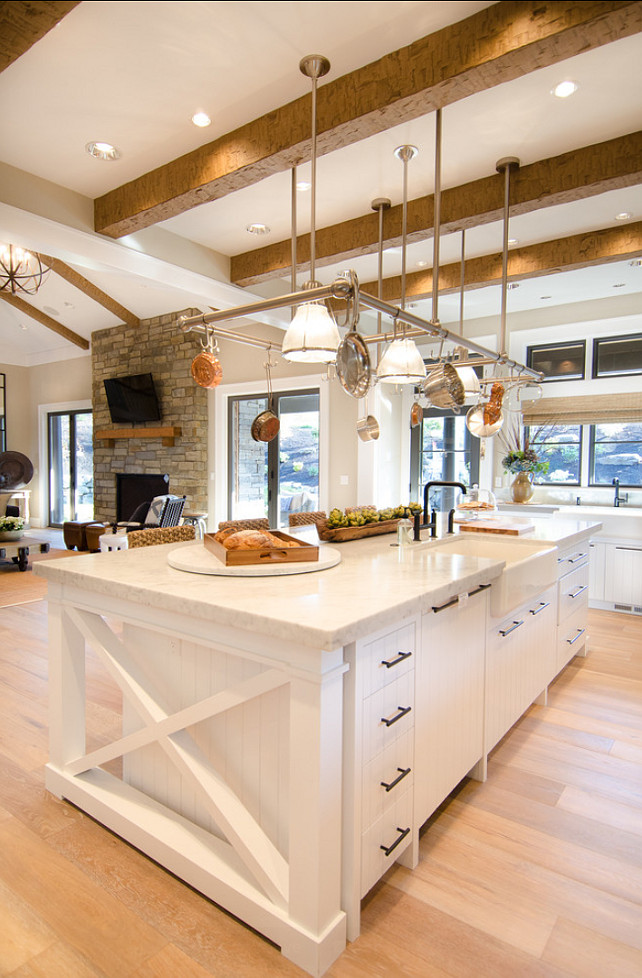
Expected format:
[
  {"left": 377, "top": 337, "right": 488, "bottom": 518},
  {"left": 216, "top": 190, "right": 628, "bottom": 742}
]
[{"left": 0, "top": 1, "right": 640, "bottom": 366}]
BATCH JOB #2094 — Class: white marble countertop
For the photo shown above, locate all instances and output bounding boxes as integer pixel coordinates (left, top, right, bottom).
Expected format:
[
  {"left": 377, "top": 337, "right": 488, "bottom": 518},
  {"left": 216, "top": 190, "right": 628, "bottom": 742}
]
[{"left": 35, "top": 518, "right": 600, "bottom": 650}]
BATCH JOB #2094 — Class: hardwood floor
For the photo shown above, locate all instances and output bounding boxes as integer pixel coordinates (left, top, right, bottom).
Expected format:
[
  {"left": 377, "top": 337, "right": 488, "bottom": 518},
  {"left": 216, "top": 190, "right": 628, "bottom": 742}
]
[{"left": 0, "top": 594, "right": 640, "bottom": 977}]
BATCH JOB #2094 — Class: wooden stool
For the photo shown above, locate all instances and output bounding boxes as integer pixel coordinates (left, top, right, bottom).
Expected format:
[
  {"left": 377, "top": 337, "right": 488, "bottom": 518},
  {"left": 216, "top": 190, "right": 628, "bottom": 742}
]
[
  {"left": 85, "top": 523, "right": 111, "bottom": 552},
  {"left": 63, "top": 521, "right": 94, "bottom": 550},
  {"left": 182, "top": 510, "right": 208, "bottom": 539}
]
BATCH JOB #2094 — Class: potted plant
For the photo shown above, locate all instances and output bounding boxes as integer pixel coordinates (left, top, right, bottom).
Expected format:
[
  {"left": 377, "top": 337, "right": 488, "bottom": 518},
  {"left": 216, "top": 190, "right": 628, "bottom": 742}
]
[
  {"left": 500, "top": 428, "right": 549, "bottom": 503},
  {"left": 0, "top": 514, "right": 26, "bottom": 541}
]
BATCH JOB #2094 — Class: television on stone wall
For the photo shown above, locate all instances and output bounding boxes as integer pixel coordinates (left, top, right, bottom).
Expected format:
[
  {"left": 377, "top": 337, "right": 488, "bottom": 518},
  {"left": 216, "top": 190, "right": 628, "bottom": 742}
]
[{"left": 103, "top": 372, "right": 161, "bottom": 424}]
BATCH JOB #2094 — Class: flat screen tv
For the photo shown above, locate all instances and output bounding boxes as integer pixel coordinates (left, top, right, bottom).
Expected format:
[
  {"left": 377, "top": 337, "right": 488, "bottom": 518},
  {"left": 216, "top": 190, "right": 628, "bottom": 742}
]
[{"left": 103, "top": 373, "right": 161, "bottom": 424}]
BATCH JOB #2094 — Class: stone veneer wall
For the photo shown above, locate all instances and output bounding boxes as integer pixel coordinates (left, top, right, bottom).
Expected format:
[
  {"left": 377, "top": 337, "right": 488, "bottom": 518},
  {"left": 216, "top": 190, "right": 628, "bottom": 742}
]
[{"left": 92, "top": 309, "right": 208, "bottom": 521}]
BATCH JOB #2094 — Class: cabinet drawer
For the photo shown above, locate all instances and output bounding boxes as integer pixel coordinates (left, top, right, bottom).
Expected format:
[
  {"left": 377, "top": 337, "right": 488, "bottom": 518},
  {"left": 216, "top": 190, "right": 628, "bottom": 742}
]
[
  {"left": 362, "top": 728, "right": 414, "bottom": 830},
  {"left": 361, "top": 621, "right": 416, "bottom": 698},
  {"left": 558, "top": 562, "right": 589, "bottom": 623},
  {"left": 557, "top": 605, "right": 588, "bottom": 672},
  {"left": 360, "top": 788, "right": 413, "bottom": 897},
  {"left": 556, "top": 545, "right": 589, "bottom": 576},
  {"left": 362, "top": 670, "right": 414, "bottom": 763}
]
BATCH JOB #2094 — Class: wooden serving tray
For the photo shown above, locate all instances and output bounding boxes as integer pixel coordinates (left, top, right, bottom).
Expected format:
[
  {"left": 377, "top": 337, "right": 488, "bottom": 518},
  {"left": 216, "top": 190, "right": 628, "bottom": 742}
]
[
  {"left": 316, "top": 518, "right": 400, "bottom": 542},
  {"left": 204, "top": 531, "right": 319, "bottom": 566},
  {"left": 458, "top": 520, "right": 535, "bottom": 535}
]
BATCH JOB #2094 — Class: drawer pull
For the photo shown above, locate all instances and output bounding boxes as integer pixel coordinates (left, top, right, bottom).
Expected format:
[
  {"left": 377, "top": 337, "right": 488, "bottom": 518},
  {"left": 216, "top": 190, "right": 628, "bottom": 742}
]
[
  {"left": 529, "top": 601, "right": 550, "bottom": 616},
  {"left": 499, "top": 619, "right": 524, "bottom": 638},
  {"left": 380, "top": 826, "right": 411, "bottom": 857},
  {"left": 381, "top": 705, "right": 412, "bottom": 727},
  {"left": 432, "top": 583, "right": 490, "bottom": 613},
  {"left": 615, "top": 546, "right": 642, "bottom": 552},
  {"left": 381, "top": 650, "right": 413, "bottom": 669},
  {"left": 381, "top": 767, "right": 411, "bottom": 793},
  {"left": 569, "top": 584, "right": 588, "bottom": 599},
  {"left": 568, "top": 552, "right": 587, "bottom": 563},
  {"left": 567, "top": 627, "right": 586, "bottom": 646}
]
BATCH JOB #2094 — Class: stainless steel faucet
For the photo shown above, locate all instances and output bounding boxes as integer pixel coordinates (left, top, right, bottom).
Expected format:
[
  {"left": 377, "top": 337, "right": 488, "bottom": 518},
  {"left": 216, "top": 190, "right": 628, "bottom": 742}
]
[{"left": 612, "top": 477, "right": 629, "bottom": 507}]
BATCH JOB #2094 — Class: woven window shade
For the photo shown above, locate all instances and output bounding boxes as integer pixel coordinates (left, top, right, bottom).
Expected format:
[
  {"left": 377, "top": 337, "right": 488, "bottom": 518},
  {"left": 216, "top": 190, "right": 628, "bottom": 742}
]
[{"left": 523, "top": 392, "right": 642, "bottom": 426}]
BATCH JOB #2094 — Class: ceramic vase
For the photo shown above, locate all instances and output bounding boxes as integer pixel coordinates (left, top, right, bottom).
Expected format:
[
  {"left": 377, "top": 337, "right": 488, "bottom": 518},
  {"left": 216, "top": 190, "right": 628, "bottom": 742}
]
[
  {"left": 0, "top": 530, "right": 24, "bottom": 542},
  {"left": 510, "top": 471, "right": 534, "bottom": 504}
]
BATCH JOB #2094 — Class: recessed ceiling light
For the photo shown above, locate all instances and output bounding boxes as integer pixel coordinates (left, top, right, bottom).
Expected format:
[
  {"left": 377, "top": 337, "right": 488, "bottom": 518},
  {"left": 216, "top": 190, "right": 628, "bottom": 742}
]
[
  {"left": 43, "top": 305, "right": 60, "bottom": 316},
  {"left": 507, "top": 282, "right": 519, "bottom": 290},
  {"left": 246, "top": 223, "right": 270, "bottom": 235},
  {"left": 85, "top": 141, "right": 120, "bottom": 161},
  {"left": 552, "top": 80, "right": 578, "bottom": 99},
  {"left": 191, "top": 112, "right": 211, "bottom": 128},
  {"left": 630, "top": 259, "right": 642, "bottom": 267},
  {"left": 615, "top": 212, "right": 632, "bottom": 221},
  {"left": 508, "top": 238, "right": 518, "bottom": 246},
  {"left": 540, "top": 295, "right": 552, "bottom": 300},
  {"left": 416, "top": 260, "right": 428, "bottom": 268},
  {"left": 613, "top": 283, "right": 626, "bottom": 288},
  {"left": 296, "top": 181, "right": 311, "bottom": 192},
  {"left": 19, "top": 322, "right": 28, "bottom": 331},
  {"left": 385, "top": 246, "right": 403, "bottom": 255}
]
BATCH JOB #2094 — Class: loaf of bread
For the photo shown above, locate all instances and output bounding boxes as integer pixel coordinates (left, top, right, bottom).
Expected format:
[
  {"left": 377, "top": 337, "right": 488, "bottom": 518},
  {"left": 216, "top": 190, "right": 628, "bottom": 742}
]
[{"left": 222, "top": 529, "right": 301, "bottom": 550}]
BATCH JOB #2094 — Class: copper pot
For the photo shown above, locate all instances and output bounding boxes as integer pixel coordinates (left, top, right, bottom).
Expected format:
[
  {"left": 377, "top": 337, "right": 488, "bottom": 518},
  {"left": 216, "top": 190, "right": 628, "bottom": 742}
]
[
  {"left": 191, "top": 350, "right": 222, "bottom": 389},
  {"left": 251, "top": 408, "right": 280, "bottom": 443}
]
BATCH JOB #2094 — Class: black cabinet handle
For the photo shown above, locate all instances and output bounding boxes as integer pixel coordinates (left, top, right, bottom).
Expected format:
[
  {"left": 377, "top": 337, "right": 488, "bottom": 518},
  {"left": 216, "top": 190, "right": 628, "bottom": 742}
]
[
  {"left": 529, "top": 601, "right": 550, "bottom": 616},
  {"left": 432, "top": 583, "right": 490, "bottom": 613},
  {"left": 499, "top": 619, "right": 524, "bottom": 637},
  {"left": 381, "top": 705, "right": 412, "bottom": 727},
  {"left": 381, "top": 650, "right": 412, "bottom": 669},
  {"left": 568, "top": 552, "right": 587, "bottom": 563},
  {"left": 380, "top": 767, "right": 411, "bottom": 792},
  {"left": 567, "top": 627, "right": 586, "bottom": 646},
  {"left": 380, "top": 826, "right": 410, "bottom": 857},
  {"left": 569, "top": 584, "right": 588, "bottom": 599}
]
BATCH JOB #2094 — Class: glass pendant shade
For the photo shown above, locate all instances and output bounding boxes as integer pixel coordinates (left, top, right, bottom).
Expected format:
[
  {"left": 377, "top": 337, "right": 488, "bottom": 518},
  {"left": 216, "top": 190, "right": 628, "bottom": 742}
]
[
  {"left": 377, "top": 337, "right": 426, "bottom": 384},
  {"left": 281, "top": 301, "right": 340, "bottom": 363}
]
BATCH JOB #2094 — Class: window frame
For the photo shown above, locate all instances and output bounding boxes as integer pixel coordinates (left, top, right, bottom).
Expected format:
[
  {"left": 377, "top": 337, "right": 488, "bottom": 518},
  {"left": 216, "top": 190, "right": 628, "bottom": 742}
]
[
  {"left": 526, "top": 423, "right": 584, "bottom": 487},
  {"left": 526, "top": 340, "right": 586, "bottom": 383},
  {"left": 588, "top": 422, "right": 642, "bottom": 489},
  {"left": 410, "top": 407, "right": 480, "bottom": 504},
  {"left": 591, "top": 332, "right": 642, "bottom": 379}
]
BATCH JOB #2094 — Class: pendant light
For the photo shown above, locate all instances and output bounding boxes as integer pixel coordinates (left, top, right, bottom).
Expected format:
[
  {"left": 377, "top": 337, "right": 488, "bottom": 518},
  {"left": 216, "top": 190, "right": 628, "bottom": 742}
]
[
  {"left": 0, "top": 244, "right": 49, "bottom": 295},
  {"left": 282, "top": 55, "right": 340, "bottom": 363},
  {"left": 377, "top": 145, "right": 426, "bottom": 384}
]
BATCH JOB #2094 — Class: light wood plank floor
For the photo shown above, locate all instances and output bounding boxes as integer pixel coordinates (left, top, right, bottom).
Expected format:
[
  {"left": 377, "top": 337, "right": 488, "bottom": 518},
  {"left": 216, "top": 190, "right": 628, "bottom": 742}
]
[{"left": 0, "top": 592, "right": 640, "bottom": 977}]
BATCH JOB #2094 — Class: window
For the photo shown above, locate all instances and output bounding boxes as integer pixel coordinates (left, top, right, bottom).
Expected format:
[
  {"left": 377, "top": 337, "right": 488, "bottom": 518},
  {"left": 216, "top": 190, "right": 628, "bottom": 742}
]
[
  {"left": 228, "top": 389, "right": 320, "bottom": 527},
  {"left": 48, "top": 409, "right": 93, "bottom": 525},
  {"left": 527, "top": 341, "right": 585, "bottom": 381},
  {"left": 592, "top": 333, "right": 642, "bottom": 378},
  {"left": 410, "top": 409, "right": 480, "bottom": 508},
  {"left": 527, "top": 424, "right": 582, "bottom": 485},
  {"left": 590, "top": 422, "right": 642, "bottom": 487}
]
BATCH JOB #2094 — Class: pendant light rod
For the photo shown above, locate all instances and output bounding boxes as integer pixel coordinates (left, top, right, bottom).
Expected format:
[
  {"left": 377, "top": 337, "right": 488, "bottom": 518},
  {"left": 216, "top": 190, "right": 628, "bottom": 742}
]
[
  {"left": 496, "top": 156, "right": 520, "bottom": 357},
  {"left": 299, "top": 55, "right": 330, "bottom": 283},
  {"left": 178, "top": 281, "right": 346, "bottom": 332},
  {"left": 459, "top": 229, "right": 466, "bottom": 332},
  {"left": 432, "top": 108, "right": 442, "bottom": 325},
  {"left": 393, "top": 145, "right": 418, "bottom": 313},
  {"left": 371, "top": 197, "right": 391, "bottom": 334},
  {"left": 291, "top": 165, "right": 297, "bottom": 294}
]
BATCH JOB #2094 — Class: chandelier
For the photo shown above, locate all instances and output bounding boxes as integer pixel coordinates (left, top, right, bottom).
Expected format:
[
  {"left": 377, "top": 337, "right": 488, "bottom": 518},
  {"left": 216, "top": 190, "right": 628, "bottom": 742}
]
[{"left": 0, "top": 244, "right": 49, "bottom": 295}]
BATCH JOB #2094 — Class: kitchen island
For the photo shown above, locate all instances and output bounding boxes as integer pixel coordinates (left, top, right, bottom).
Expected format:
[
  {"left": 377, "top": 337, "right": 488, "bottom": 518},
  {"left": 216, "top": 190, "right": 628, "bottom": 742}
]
[{"left": 35, "top": 517, "right": 599, "bottom": 976}]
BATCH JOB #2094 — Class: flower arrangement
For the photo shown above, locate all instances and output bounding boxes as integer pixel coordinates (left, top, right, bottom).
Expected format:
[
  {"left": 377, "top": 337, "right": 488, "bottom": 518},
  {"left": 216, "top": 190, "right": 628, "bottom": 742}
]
[
  {"left": 499, "top": 422, "right": 549, "bottom": 478},
  {"left": 0, "top": 515, "right": 25, "bottom": 532}
]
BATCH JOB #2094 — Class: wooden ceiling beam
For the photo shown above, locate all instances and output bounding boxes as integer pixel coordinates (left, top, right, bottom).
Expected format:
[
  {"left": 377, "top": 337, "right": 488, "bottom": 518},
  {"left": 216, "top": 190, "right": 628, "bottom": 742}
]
[
  {"left": 0, "top": 292, "right": 90, "bottom": 350},
  {"left": 0, "top": 1, "right": 80, "bottom": 73},
  {"left": 232, "top": 132, "right": 642, "bottom": 286},
  {"left": 94, "top": 1, "right": 642, "bottom": 239},
  {"left": 358, "top": 223, "right": 642, "bottom": 304},
  {"left": 38, "top": 254, "right": 140, "bottom": 328}
]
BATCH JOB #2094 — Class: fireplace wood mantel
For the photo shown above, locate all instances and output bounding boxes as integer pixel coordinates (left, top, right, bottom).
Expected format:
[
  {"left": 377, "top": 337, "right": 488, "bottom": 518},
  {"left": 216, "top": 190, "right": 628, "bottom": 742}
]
[{"left": 95, "top": 426, "right": 181, "bottom": 447}]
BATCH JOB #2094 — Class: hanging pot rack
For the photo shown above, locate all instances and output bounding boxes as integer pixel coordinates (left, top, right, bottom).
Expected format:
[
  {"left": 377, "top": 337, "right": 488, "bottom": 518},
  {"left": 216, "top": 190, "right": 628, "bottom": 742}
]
[{"left": 178, "top": 281, "right": 541, "bottom": 381}]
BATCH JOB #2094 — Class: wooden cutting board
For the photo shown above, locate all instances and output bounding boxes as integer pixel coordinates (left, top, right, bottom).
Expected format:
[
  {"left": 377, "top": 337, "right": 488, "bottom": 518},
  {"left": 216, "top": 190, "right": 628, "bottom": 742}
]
[{"left": 459, "top": 520, "right": 535, "bottom": 535}]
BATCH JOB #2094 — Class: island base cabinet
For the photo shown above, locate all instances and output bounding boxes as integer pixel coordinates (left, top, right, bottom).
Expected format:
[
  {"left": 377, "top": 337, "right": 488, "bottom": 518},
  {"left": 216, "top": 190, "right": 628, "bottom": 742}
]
[
  {"left": 415, "top": 588, "right": 487, "bottom": 829},
  {"left": 44, "top": 590, "right": 349, "bottom": 978},
  {"left": 485, "top": 586, "right": 556, "bottom": 754}
]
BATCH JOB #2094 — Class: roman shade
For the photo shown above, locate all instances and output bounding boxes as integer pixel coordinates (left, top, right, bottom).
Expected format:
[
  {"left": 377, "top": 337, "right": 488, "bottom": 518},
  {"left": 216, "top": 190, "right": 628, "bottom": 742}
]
[{"left": 523, "top": 392, "right": 642, "bottom": 426}]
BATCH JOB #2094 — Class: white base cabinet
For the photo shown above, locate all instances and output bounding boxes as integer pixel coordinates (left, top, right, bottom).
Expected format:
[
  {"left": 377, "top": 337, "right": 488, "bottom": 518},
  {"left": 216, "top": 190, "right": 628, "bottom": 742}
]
[{"left": 589, "top": 538, "right": 642, "bottom": 614}]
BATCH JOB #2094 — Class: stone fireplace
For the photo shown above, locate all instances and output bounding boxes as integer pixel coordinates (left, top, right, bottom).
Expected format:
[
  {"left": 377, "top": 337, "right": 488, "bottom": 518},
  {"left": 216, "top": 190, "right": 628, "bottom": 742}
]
[{"left": 91, "top": 309, "right": 208, "bottom": 522}]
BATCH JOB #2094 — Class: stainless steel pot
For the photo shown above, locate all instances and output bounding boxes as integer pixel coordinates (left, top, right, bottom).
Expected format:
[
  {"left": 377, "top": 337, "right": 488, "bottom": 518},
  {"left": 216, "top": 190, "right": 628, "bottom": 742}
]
[
  {"left": 422, "top": 363, "right": 465, "bottom": 409},
  {"left": 356, "top": 414, "right": 380, "bottom": 441}
]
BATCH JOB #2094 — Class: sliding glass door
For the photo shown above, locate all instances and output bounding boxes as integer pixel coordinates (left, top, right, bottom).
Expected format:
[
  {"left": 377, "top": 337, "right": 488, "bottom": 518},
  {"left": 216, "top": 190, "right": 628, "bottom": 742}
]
[
  {"left": 228, "top": 389, "right": 320, "bottom": 528},
  {"left": 48, "top": 410, "right": 93, "bottom": 525}
]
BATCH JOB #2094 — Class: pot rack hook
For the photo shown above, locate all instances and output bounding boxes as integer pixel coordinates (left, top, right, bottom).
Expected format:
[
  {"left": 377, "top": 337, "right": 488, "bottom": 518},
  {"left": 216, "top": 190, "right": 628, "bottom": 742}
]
[{"left": 200, "top": 326, "right": 218, "bottom": 354}]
